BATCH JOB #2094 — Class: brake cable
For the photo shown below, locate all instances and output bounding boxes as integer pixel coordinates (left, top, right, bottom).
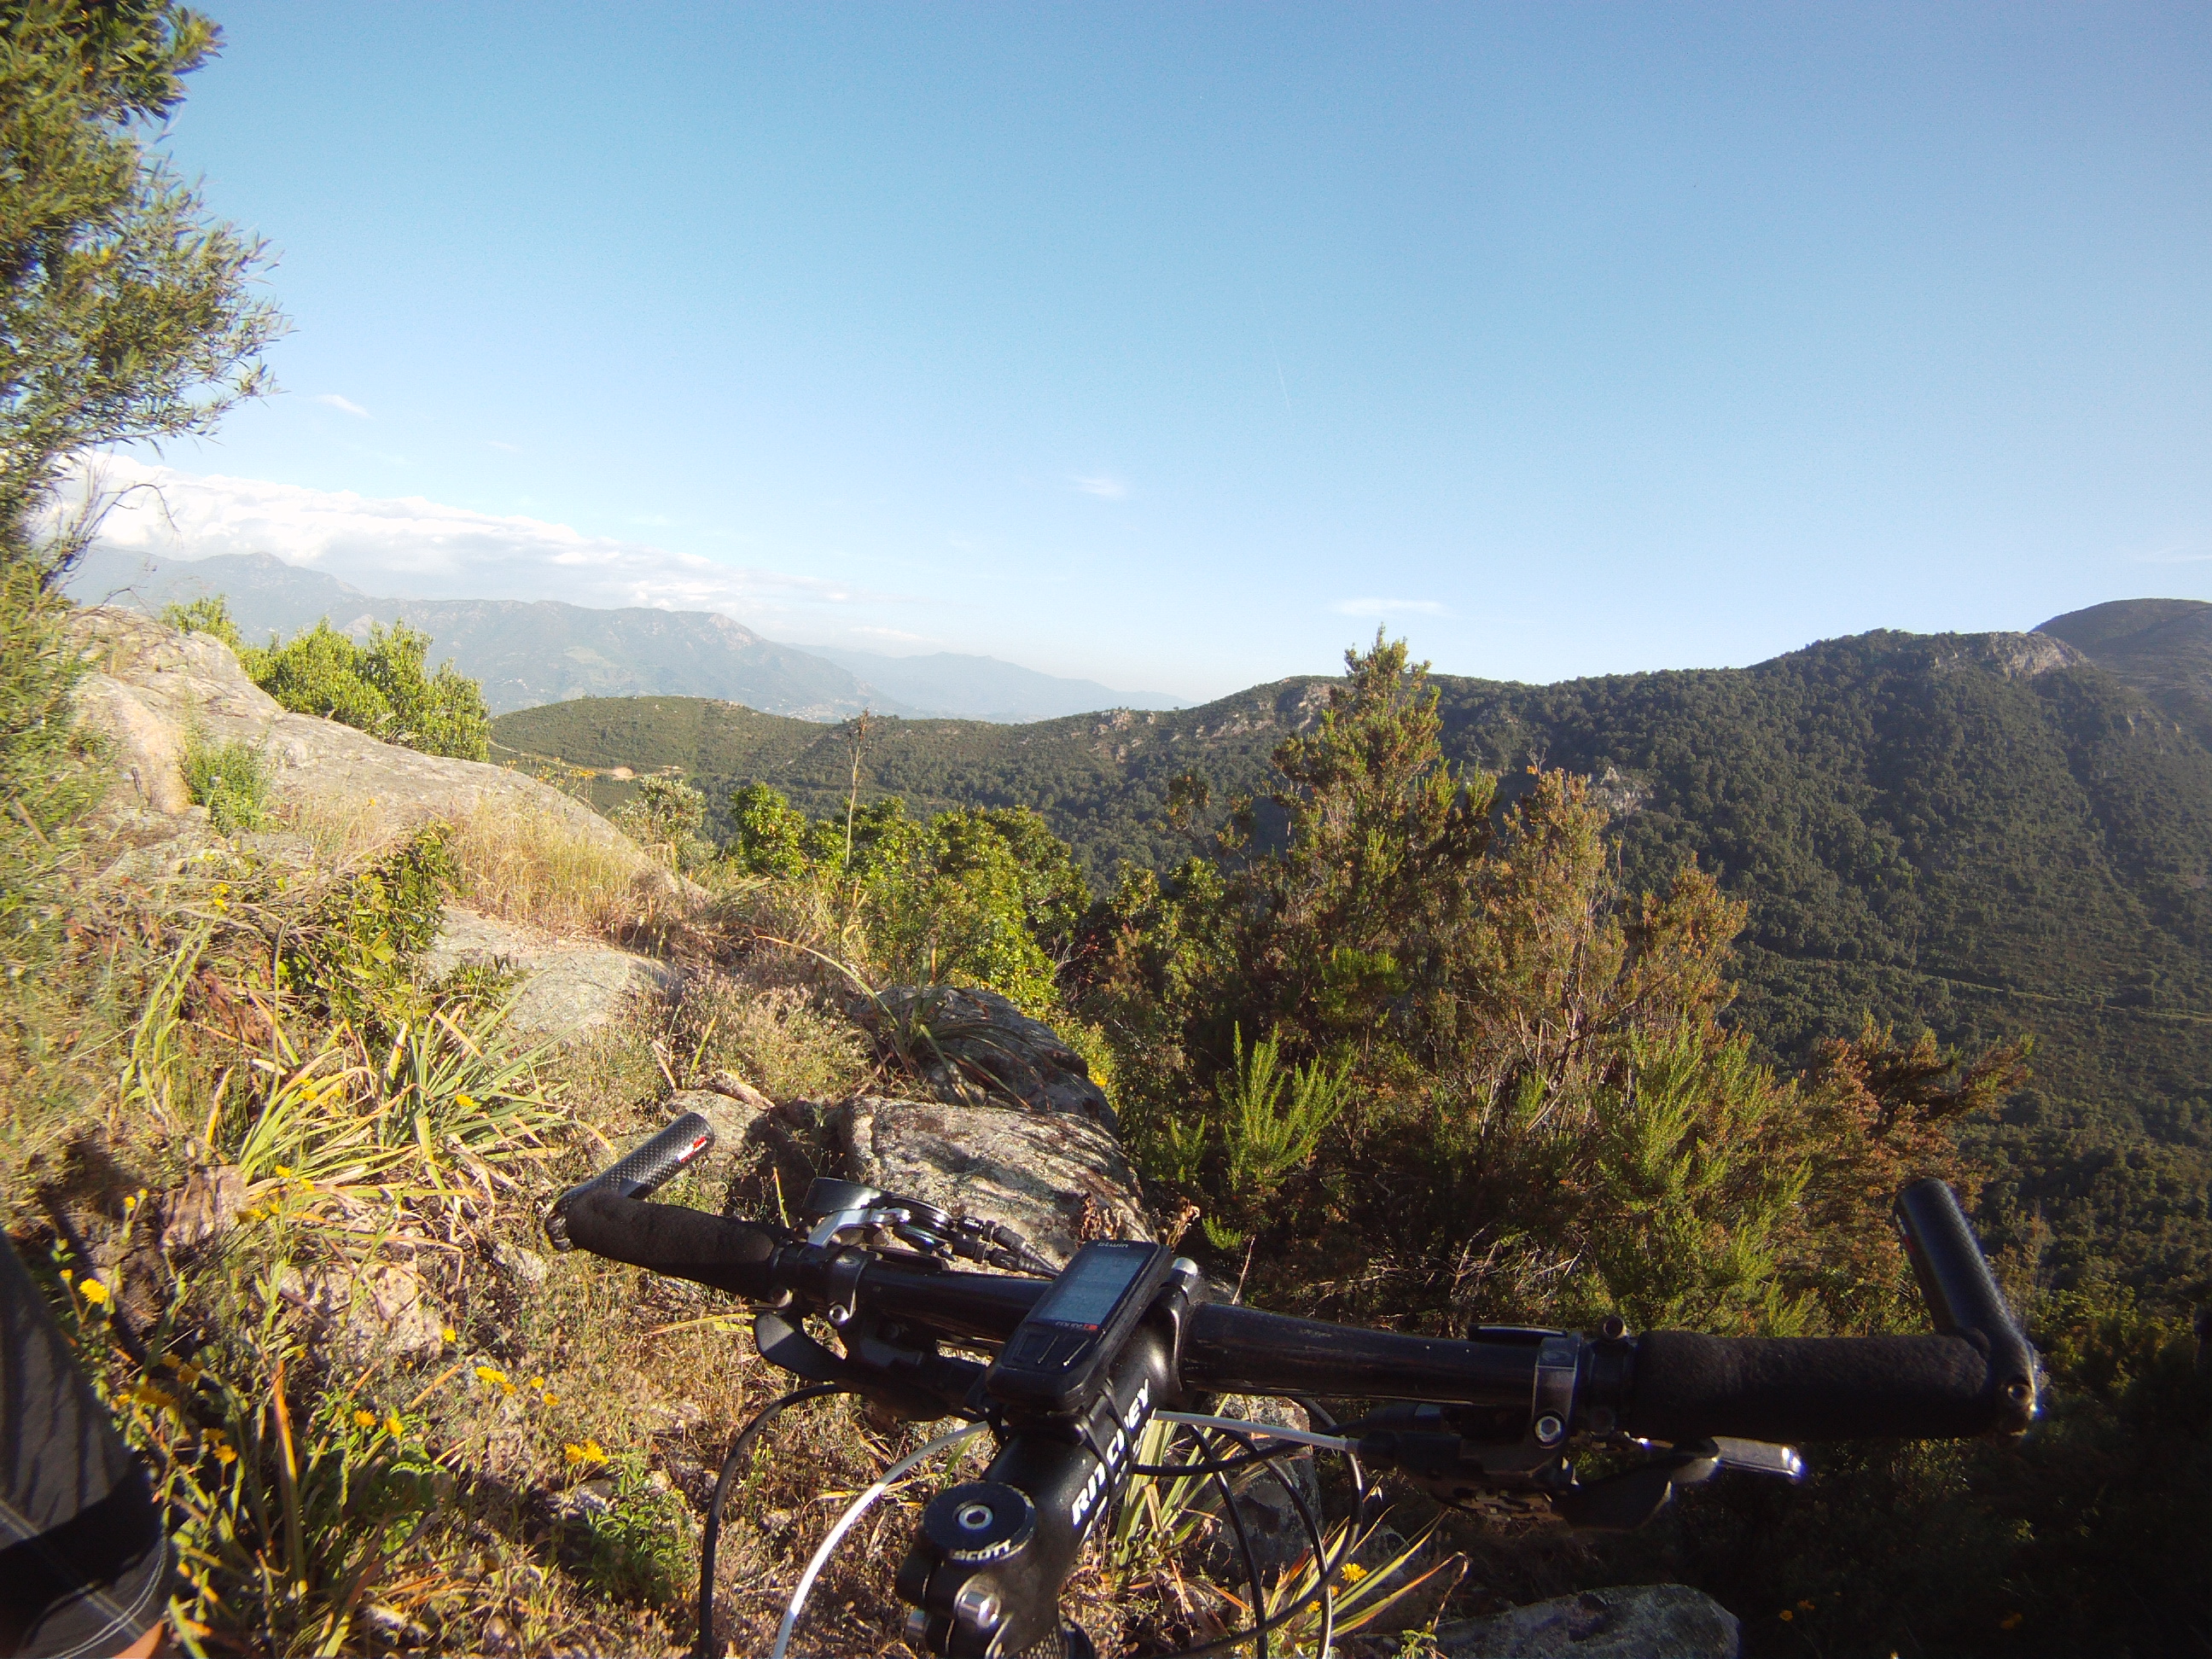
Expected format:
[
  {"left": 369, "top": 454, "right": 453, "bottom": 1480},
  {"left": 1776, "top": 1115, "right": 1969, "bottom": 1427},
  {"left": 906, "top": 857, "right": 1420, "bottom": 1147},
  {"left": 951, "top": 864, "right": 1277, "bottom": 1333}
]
[
  {"left": 767, "top": 1418, "right": 990, "bottom": 1659},
  {"left": 694, "top": 1382, "right": 847, "bottom": 1659}
]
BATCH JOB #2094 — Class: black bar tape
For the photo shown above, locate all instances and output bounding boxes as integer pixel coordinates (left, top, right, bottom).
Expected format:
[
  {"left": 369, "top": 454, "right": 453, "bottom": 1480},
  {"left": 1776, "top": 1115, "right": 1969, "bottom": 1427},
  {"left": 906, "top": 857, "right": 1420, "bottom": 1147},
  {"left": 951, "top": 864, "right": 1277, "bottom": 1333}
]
[
  {"left": 558, "top": 1189, "right": 784, "bottom": 1300},
  {"left": 1627, "top": 1331, "right": 2009, "bottom": 1442}
]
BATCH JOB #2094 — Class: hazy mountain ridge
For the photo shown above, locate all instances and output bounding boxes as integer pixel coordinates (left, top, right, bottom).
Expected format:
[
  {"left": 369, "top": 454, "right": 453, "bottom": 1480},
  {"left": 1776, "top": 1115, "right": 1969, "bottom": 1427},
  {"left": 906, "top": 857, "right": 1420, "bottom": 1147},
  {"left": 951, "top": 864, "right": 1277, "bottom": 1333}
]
[
  {"left": 807, "top": 644, "right": 1180, "bottom": 722},
  {"left": 65, "top": 547, "right": 1173, "bottom": 724}
]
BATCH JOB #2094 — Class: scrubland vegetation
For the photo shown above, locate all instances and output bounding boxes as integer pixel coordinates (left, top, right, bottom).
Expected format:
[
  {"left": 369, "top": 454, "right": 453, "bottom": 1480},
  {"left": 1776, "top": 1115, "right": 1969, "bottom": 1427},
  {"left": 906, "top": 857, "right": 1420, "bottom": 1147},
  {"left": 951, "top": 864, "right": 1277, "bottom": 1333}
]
[{"left": 3, "top": 5, "right": 2203, "bottom": 1656}]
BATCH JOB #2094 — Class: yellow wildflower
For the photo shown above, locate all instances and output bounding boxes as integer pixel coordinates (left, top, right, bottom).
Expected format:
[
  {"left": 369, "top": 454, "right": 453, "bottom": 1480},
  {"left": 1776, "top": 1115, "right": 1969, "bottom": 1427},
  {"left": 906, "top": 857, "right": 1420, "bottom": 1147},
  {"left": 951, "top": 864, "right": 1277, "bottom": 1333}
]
[
  {"left": 77, "top": 1278, "right": 111, "bottom": 1307},
  {"left": 500, "top": 1380, "right": 516, "bottom": 1397},
  {"left": 353, "top": 1409, "right": 377, "bottom": 1429},
  {"left": 539, "top": 1391, "right": 560, "bottom": 1406},
  {"left": 130, "top": 1382, "right": 178, "bottom": 1412},
  {"left": 1341, "top": 1562, "right": 1370, "bottom": 1584},
  {"left": 440, "top": 1324, "right": 457, "bottom": 1343},
  {"left": 385, "top": 1413, "right": 405, "bottom": 1438},
  {"left": 454, "top": 1091, "right": 478, "bottom": 1112},
  {"left": 563, "top": 1440, "right": 608, "bottom": 1467},
  {"left": 474, "top": 1365, "right": 508, "bottom": 1388},
  {"left": 212, "top": 1443, "right": 237, "bottom": 1465},
  {"left": 275, "top": 1164, "right": 294, "bottom": 1178},
  {"left": 1798, "top": 1600, "right": 1817, "bottom": 1613},
  {"left": 1779, "top": 1610, "right": 1794, "bottom": 1623},
  {"left": 527, "top": 1377, "right": 545, "bottom": 1391}
]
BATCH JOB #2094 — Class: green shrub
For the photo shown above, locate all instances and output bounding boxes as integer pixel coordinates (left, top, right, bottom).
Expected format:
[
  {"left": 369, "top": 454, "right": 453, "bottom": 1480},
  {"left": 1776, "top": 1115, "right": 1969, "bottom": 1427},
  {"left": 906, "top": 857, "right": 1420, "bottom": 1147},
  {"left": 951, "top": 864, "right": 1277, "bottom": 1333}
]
[
  {"left": 242, "top": 619, "right": 491, "bottom": 760},
  {"left": 614, "top": 773, "right": 710, "bottom": 870},
  {"left": 180, "top": 732, "right": 268, "bottom": 831},
  {"left": 278, "top": 826, "right": 457, "bottom": 1031},
  {"left": 160, "top": 592, "right": 243, "bottom": 651},
  {"left": 728, "top": 787, "right": 1091, "bottom": 1017},
  {"left": 0, "top": 568, "right": 105, "bottom": 968},
  {"left": 570, "top": 1452, "right": 696, "bottom": 1605}
]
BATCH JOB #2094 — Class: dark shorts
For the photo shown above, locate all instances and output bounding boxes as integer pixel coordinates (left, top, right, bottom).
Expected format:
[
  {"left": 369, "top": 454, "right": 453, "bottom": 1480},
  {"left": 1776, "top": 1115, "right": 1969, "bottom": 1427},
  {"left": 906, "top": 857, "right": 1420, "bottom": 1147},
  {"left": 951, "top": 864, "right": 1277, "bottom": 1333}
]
[{"left": 0, "top": 1237, "right": 170, "bottom": 1658}]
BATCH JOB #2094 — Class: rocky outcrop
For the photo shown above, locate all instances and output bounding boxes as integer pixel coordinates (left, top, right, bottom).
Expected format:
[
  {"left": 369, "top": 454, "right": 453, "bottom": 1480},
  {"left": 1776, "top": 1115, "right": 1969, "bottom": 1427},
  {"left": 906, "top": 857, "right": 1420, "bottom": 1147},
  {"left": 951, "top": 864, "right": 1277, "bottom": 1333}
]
[
  {"left": 422, "top": 906, "right": 680, "bottom": 1039},
  {"left": 851, "top": 985, "right": 1114, "bottom": 1128},
  {"left": 69, "top": 607, "right": 665, "bottom": 884},
  {"left": 1432, "top": 1585, "right": 1739, "bottom": 1658},
  {"left": 836, "top": 1094, "right": 1149, "bottom": 1267}
]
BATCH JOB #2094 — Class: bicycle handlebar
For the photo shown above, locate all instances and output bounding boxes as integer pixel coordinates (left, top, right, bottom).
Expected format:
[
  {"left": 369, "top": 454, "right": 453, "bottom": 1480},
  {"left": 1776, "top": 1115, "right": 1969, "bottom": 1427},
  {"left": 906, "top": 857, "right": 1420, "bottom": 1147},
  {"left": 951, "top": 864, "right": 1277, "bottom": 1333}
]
[{"left": 550, "top": 1148, "right": 2039, "bottom": 1444}]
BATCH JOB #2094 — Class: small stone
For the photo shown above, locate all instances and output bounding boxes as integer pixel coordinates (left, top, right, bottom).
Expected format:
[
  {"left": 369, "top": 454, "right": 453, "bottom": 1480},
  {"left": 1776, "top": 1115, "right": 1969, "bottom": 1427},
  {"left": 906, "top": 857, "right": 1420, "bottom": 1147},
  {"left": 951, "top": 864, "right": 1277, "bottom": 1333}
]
[
  {"left": 161, "top": 1165, "right": 244, "bottom": 1250},
  {"left": 490, "top": 1238, "right": 549, "bottom": 1289}
]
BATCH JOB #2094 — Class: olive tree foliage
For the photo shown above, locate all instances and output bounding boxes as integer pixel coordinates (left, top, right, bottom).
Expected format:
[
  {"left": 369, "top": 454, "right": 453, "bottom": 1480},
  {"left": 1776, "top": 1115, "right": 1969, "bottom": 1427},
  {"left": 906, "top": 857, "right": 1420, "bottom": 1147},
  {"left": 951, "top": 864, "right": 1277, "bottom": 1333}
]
[
  {"left": 3, "top": 0, "right": 283, "bottom": 569},
  {"left": 2, "top": 3, "right": 281, "bottom": 961}
]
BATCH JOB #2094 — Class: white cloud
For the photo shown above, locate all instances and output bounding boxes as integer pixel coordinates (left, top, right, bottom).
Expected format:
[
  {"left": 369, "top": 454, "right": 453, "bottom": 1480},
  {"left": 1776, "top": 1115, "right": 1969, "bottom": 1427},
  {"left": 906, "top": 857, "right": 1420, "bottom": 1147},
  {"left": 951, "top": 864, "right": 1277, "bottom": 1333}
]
[
  {"left": 851, "top": 626, "right": 930, "bottom": 643},
  {"left": 1069, "top": 474, "right": 1129, "bottom": 501},
  {"left": 486, "top": 439, "right": 523, "bottom": 454},
  {"left": 315, "top": 393, "right": 370, "bottom": 418},
  {"left": 1332, "top": 597, "right": 1447, "bottom": 617},
  {"left": 61, "top": 455, "right": 879, "bottom": 623},
  {"left": 2133, "top": 541, "right": 2210, "bottom": 564}
]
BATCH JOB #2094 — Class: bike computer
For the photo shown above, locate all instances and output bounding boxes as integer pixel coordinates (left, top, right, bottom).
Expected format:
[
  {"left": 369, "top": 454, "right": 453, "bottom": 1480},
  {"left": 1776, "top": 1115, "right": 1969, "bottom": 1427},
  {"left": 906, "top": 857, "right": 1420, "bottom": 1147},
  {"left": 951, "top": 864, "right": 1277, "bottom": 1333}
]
[{"left": 984, "top": 1240, "right": 1174, "bottom": 1417}]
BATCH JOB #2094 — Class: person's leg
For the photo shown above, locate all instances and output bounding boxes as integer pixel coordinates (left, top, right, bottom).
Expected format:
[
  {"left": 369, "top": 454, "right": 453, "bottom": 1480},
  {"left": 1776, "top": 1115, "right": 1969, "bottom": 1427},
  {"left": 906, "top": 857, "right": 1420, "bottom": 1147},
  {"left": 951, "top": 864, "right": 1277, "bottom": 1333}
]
[{"left": 0, "top": 1237, "right": 171, "bottom": 1658}]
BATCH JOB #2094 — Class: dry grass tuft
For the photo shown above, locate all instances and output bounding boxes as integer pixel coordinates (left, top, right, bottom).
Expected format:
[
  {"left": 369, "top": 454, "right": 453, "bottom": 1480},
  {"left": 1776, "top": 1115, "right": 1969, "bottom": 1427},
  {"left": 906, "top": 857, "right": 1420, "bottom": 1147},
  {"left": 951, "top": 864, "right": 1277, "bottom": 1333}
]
[{"left": 443, "top": 804, "right": 645, "bottom": 940}]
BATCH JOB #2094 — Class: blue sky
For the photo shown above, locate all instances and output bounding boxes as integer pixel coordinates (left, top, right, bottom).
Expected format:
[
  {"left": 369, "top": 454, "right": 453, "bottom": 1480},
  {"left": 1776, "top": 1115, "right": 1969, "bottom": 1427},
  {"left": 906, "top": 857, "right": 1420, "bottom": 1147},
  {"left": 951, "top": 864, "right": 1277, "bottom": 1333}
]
[{"left": 106, "top": 2, "right": 2212, "bottom": 700}]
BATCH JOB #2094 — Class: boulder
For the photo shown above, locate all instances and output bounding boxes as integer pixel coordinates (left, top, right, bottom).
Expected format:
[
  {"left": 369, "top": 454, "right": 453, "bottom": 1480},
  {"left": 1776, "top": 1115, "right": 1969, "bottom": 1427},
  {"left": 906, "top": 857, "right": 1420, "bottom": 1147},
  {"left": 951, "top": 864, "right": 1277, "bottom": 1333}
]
[
  {"left": 838, "top": 1095, "right": 1149, "bottom": 1268},
  {"left": 68, "top": 607, "right": 674, "bottom": 897},
  {"left": 1432, "top": 1585, "right": 1739, "bottom": 1659},
  {"left": 849, "top": 985, "right": 1114, "bottom": 1128},
  {"left": 422, "top": 906, "right": 679, "bottom": 1040}
]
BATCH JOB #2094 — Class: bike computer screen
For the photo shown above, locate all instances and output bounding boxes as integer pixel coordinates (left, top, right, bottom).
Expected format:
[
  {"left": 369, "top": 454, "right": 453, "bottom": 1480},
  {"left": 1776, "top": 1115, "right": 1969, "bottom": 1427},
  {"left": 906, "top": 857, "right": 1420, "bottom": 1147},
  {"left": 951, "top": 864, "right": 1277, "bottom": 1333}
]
[{"left": 985, "top": 1240, "right": 1173, "bottom": 1416}]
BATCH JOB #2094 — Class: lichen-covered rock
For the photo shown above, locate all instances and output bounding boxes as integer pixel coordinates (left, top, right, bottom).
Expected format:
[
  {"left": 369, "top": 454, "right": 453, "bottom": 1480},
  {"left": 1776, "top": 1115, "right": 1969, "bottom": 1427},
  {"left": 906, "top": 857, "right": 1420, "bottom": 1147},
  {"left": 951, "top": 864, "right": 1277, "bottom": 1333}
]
[
  {"left": 850, "top": 985, "right": 1115, "bottom": 1128},
  {"left": 68, "top": 607, "right": 674, "bottom": 895},
  {"left": 1432, "top": 1585, "right": 1739, "bottom": 1658},
  {"left": 422, "top": 906, "right": 680, "bottom": 1039},
  {"left": 838, "top": 1094, "right": 1149, "bottom": 1267}
]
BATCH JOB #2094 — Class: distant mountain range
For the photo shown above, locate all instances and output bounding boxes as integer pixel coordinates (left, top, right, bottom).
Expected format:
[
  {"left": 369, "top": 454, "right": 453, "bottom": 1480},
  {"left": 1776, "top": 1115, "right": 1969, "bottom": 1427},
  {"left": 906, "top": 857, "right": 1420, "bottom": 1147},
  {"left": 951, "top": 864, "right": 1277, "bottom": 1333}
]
[
  {"left": 64, "top": 546, "right": 1179, "bottom": 723},
  {"left": 493, "top": 602, "right": 2212, "bottom": 1307}
]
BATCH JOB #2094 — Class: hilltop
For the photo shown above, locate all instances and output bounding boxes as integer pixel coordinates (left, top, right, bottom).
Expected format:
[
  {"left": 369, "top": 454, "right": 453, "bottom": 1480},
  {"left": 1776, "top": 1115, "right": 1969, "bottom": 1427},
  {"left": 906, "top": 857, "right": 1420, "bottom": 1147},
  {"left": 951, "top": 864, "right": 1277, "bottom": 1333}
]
[
  {"left": 2039, "top": 597, "right": 2212, "bottom": 748},
  {"left": 495, "top": 621, "right": 2212, "bottom": 1301}
]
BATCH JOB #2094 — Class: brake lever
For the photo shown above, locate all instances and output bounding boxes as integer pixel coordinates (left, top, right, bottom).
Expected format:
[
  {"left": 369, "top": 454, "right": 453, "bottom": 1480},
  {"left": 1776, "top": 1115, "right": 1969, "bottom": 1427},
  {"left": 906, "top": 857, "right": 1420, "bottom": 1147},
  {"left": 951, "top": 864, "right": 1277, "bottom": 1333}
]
[{"left": 1551, "top": 1435, "right": 1804, "bottom": 1531}]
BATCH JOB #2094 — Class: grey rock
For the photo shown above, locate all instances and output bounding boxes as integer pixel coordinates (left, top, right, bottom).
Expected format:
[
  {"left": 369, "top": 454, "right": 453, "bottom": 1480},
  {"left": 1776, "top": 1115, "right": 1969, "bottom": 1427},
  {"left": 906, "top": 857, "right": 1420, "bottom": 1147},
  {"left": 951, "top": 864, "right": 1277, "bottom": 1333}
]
[
  {"left": 161, "top": 1165, "right": 245, "bottom": 1250},
  {"left": 272, "top": 1260, "right": 445, "bottom": 1366},
  {"left": 1192, "top": 1396, "right": 1325, "bottom": 1581},
  {"left": 661, "top": 1085, "right": 792, "bottom": 1187},
  {"left": 67, "top": 607, "right": 683, "bottom": 903},
  {"left": 423, "top": 906, "right": 680, "bottom": 1039},
  {"left": 490, "top": 1238, "right": 550, "bottom": 1289},
  {"left": 850, "top": 985, "right": 1115, "bottom": 1129},
  {"left": 1433, "top": 1585, "right": 1739, "bottom": 1659},
  {"left": 554, "top": 1477, "right": 617, "bottom": 1519},
  {"left": 840, "top": 1094, "right": 1149, "bottom": 1268}
]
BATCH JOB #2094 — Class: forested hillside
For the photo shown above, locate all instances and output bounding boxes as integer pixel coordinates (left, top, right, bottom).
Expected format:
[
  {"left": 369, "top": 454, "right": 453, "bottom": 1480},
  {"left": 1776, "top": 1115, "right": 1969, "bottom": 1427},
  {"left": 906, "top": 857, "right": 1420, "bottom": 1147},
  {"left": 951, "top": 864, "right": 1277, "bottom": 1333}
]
[{"left": 496, "top": 627, "right": 2212, "bottom": 1303}]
